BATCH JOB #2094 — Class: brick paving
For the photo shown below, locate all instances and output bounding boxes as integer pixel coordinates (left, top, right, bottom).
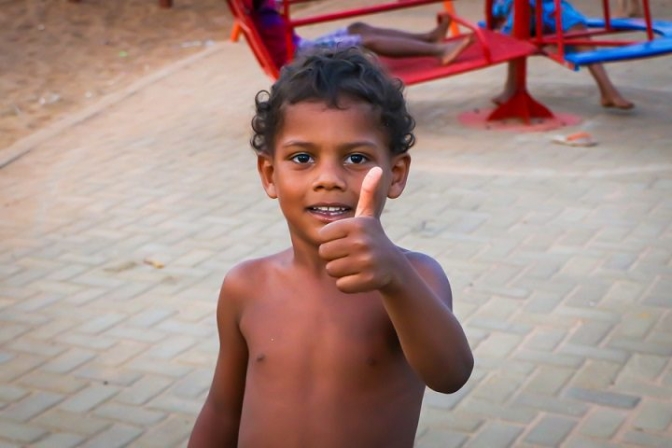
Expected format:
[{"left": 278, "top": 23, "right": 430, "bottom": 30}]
[{"left": 1, "top": 1, "right": 671, "bottom": 447}]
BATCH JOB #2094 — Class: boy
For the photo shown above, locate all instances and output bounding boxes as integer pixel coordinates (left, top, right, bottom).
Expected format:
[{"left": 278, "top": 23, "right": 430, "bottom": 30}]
[
  {"left": 188, "top": 48, "right": 474, "bottom": 447},
  {"left": 252, "top": 0, "right": 474, "bottom": 70},
  {"left": 492, "top": 0, "right": 634, "bottom": 109}
]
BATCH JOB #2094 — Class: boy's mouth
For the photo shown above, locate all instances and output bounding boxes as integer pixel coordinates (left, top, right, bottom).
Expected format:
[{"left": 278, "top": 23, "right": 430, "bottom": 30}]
[{"left": 307, "top": 205, "right": 352, "bottom": 218}]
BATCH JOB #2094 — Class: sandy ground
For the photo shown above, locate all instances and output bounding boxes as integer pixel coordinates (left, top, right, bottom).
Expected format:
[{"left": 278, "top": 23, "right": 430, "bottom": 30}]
[{"left": 0, "top": 0, "right": 233, "bottom": 150}]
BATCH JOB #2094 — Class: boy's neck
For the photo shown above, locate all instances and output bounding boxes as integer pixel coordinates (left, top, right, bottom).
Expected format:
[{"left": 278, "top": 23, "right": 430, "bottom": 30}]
[{"left": 287, "top": 235, "right": 332, "bottom": 277}]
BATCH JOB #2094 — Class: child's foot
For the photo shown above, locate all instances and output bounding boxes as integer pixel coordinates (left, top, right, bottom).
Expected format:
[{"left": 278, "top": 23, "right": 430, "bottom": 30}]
[
  {"left": 492, "top": 89, "right": 514, "bottom": 105},
  {"left": 440, "top": 34, "right": 474, "bottom": 65},
  {"left": 429, "top": 13, "right": 452, "bottom": 43},
  {"left": 601, "top": 96, "right": 635, "bottom": 109}
]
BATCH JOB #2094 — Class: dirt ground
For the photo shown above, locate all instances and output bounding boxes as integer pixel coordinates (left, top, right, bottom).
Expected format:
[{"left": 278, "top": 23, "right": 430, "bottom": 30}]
[{"left": 0, "top": 0, "right": 233, "bottom": 150}]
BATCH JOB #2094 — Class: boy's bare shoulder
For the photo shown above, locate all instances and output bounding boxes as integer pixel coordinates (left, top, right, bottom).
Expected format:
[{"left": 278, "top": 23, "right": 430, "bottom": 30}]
[
  {"left": 399, "top": 247, "right": 453, "bottom": 305},
  {"left": 400, "top": 247, "right": 447, "bottom": 276},
  {"left": 218, "top": 249, "right": 291, "bottom": 302}
]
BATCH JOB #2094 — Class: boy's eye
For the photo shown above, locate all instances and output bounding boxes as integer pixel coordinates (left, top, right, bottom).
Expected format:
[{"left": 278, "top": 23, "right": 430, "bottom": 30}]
[
  {"left": 345, "top": 154, "right": 368, "bottom": 164},
  {"left": 291, "top": 153, "right": 313, "bottom": 164}
]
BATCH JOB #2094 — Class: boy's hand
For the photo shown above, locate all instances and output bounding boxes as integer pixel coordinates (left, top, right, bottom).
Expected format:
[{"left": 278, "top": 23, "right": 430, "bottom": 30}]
[{"left": 318, "top": 167, "right": 401, "bottom": 294}]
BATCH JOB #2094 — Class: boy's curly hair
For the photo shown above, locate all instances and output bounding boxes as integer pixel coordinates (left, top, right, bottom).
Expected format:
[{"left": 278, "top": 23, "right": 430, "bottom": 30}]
[{"left": 251, "top": 47, "right": 416, "bottom": 155}]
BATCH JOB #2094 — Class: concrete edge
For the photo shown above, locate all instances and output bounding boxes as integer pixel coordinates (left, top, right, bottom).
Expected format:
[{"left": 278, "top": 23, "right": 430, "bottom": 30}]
[{"left": 0, "top": 42, "right": 229, "bottom": 169}]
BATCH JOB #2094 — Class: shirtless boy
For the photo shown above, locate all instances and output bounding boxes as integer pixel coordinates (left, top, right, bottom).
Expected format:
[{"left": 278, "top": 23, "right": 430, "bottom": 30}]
[{"left": 188, "top": 48, "right": 474, "bottom": 448}]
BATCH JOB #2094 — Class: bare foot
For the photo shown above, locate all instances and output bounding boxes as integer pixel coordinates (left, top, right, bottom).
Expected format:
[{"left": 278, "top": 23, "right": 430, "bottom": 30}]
[
  {"left": 440, "top": 34, "right": 474, "bottom": 65},
  {"left": 601, "top": 96, "right": 635, "bottom": 109},
  {"left": 492, "top": 90, "right": 514, "bottom": 105},
  {"left": 429, "top": 13, "right": 452, "bottom": 43}
]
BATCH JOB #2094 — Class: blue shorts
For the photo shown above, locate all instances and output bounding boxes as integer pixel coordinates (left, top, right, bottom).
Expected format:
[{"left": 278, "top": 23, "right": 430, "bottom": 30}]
[
  {"left": 493, "top": 0, "right": 586, "bottom": 34},
  {"left": 296, "top": 28, "right": 363, "bottom": 54}
]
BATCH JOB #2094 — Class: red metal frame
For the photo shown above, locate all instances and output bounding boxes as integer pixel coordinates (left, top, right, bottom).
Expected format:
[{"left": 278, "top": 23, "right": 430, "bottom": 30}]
[
  {"left": 486, "top": 0, "right": 554, "bottom": 123},
  {"left": 226, "top": 0, "right": 282, "bottom": 79},
  {"left": 541, "top": 0, "right": 655, "bottom": 63},
  {"left": 483, "top": 0, "right": 659, "bottom": 122}
]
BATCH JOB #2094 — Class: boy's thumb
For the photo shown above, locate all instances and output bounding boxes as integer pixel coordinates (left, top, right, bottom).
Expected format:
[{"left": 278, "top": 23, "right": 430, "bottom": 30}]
[{"left": 355, "top": 167, "right": 383, "bottom": 218}]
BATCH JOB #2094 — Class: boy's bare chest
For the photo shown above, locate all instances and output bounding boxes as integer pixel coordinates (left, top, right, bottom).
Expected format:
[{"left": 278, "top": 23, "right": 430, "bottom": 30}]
[{"left": 239, "top": 282, "right": 399, "bottom": 376}]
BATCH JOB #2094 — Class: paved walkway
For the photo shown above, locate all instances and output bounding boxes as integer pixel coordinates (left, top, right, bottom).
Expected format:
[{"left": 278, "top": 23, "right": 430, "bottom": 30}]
[{"left": 1, "top": 2, "right": 671, "bottom": 447}]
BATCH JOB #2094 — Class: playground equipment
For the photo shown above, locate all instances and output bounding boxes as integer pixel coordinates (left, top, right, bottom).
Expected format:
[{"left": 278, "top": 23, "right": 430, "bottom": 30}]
[
  {"left": 226, "top": 0, "right": 672, "bottom": 124},
  {"left": 480, "top": 0, "right": 672, "bottom": 123},
  {"left": 227, "top": 0, "right": 538, "bottom": 83}
]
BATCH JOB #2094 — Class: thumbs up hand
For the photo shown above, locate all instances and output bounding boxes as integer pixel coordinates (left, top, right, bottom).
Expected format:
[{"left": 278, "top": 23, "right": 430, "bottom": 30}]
[
  {"left": 354, "top": 166, "right": 382, "bottom": 219},
  {"left": 318, "top": 167, "right": 401, "bottom": 294}
]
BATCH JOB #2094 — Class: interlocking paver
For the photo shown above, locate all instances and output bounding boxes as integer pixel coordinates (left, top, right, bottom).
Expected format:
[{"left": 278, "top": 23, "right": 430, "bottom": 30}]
[
  {"left": 621, "top": 430, "right": 671, "bottom": 447},
  {"left": 0, "top": 391, "right": 63, "bottom": 422},
  {"left": 31, "top": 433, "right": 85, "bottom": 448},
  {"left": 131, "top": 416, "right": 193, "bottom": 448},
  {"left": 565, "top": 386, "right": 641, "bottom": 409},
  {"left": 632, "top": 400, "right": 672, "bottom": 432},
  {"left": 77, "top": 423, "right": 142, "bottom": 448},
  {"left": 524, "top": 415, "right": 577, "bottom": 446},
  {"left": 523, "top": 366, "right": 575, "bottom": 396},
  {"left": 114, "top": 375, "right": 173, "bottom": 406},
  {"left": 1, "top": 1, "right": 671, "bottom": 446},
  {"left": 33, "top": 409, "right": 110, "bottom": 436},
  {"left": 57, "top": 384, "right": 120, "bottom": 413},
  {"left": 465, "top": 421, "right": 523, "bottom": 448},
  {"left": 17, "top": 370, "right": 87, "bottom": 395},
  {"left": 578, "top": 408, "right": 627, "bottom": 439},
  {"left": 94, "top": 402, "right": 167, "bottom": 426},
  {"left": 0, "top": 420, "right": 47, "bottom": 444}
]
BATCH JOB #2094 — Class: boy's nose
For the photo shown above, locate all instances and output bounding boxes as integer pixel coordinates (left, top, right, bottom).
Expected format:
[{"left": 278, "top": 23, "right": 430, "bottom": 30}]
[{"left": 312, "top": 163, "right": 346, "bottom": 191}]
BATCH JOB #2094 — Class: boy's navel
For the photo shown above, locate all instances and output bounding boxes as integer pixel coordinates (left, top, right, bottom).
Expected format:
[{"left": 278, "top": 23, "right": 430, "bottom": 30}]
[{"left": 256, "top": 353, "right": 266, "bottom": 362}]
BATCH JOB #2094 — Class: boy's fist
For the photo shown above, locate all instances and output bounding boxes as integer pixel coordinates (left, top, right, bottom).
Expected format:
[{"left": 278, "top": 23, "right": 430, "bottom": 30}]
[{"left": 318, "top": 167, "right": 399, "bottom": 294}]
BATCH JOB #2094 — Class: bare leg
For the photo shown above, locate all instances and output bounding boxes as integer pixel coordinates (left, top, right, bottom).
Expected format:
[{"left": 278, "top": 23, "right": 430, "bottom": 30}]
[
  {"left": 359, "top": 33, "right": 474, "bottom": 64},
  {"left": 492, "top": 62, "right": 517, "bottom": 105},
  {"left": 570, "top": 25, "right": 634, "bottom": 109},
  {"left": 348, "top": 14, "right": 451, "bottom": 44},
  {"left": 615, "top": 0, "right": 642, "bottom": 18},
  {"left": 586, "top": 63, "right": 634, "bottom": 109}
]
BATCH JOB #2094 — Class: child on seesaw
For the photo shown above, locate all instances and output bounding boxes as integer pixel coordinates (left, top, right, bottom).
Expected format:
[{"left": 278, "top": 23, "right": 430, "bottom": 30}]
[
  {"left": 188, "top": 47, "right": 474, "bottom": 447},
  {"left": 252, "top": 0, "right": 474, "bottom": 69},
  {"left": 493, "top": 0, "right": 634, "bottom": 109}
]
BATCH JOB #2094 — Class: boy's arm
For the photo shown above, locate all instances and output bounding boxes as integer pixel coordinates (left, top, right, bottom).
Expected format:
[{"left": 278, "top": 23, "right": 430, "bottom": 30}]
[
  {"left": 188, "top": 272, "right": 249, "bottom": 448},
  {"left": 319, "top": 168, "right": 473, "bottom": 393},
  {"left": 377, "top": 250, "right": 473, "bottom": 394}
]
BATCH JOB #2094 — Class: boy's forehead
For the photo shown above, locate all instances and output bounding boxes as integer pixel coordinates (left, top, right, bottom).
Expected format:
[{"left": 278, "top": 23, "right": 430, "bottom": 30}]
[
  {"left": 273, "top": 98, "right": 391, "bottom": 150},
  {"left": 281, "top": 97, "right": 380, "bottom": 122}
]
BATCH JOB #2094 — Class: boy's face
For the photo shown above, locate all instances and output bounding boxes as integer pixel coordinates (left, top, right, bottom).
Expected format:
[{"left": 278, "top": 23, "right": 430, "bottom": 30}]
[{"left": 258, "top": 98, "right": 411, "bottom": 246}]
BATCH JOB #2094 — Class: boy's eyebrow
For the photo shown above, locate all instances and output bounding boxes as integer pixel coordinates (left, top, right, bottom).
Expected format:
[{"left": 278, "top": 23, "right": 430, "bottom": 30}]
[{"left": 280, "top": 140, "right": 380, "bottom": 151}]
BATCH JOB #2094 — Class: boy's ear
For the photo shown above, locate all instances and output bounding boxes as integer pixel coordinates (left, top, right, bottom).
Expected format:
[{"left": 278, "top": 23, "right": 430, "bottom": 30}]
[
  {"left": 387, "top": 154, "right": 411, "bottom": 199},
  {"left": 257, "top": 154, "right": 278, "bottom": 199}
]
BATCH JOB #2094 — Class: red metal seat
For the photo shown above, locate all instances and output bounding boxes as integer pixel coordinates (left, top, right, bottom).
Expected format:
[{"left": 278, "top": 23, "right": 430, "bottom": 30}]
[{"left": 226, "top": 0, "right": 537, "bottom": 85}]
